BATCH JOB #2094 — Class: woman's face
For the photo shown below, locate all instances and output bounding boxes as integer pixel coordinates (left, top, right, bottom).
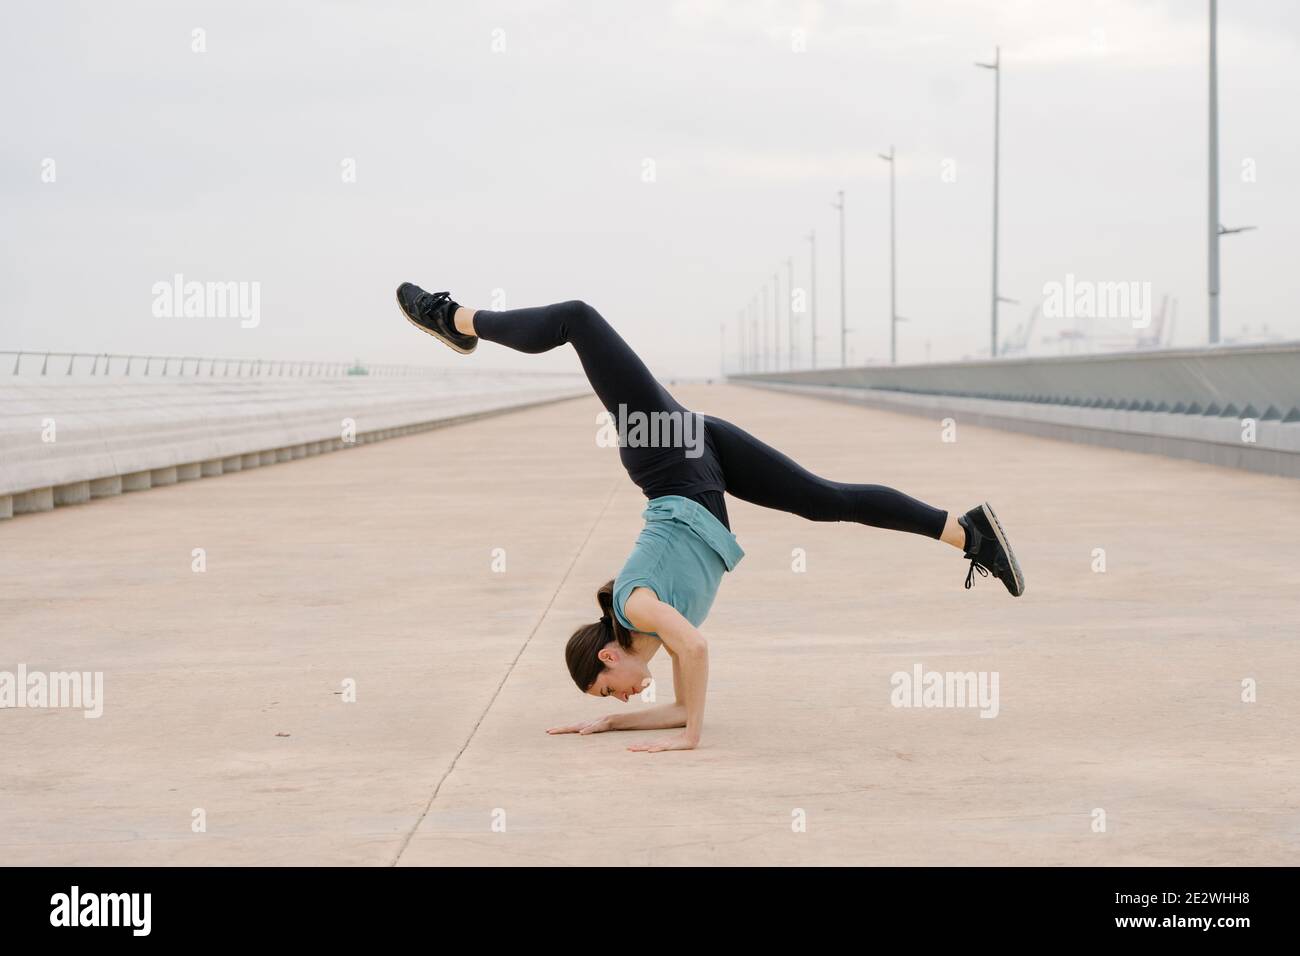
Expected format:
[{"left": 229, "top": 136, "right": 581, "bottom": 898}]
[{"left": 586, "top": 643, "right": 650, "bottom": 701}]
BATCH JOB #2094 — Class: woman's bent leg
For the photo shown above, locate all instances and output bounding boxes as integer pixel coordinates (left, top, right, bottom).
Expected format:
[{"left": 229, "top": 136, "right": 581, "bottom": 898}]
[{"left": 706, "top": 415, "right": 947, "bottom": 539}]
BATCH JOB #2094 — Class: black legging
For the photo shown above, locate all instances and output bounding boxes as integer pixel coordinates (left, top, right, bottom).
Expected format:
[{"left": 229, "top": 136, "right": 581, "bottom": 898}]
[{"left": 473, "top": 300, "right": 947, "bottom": 539}]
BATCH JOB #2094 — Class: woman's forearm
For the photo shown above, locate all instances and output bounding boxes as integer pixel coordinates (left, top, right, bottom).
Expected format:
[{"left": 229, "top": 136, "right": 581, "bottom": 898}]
[
  {"left": 677, "top": 645, "right": 709, "bottom": 742},
  {"left": 608, "top": 702, "right": 686, "bottom": 731},
  {"left": 619, "top": 594, "right": 711, "bottom": 751}
]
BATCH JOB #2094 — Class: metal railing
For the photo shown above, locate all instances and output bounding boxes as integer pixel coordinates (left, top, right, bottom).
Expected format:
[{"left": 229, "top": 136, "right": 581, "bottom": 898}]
[{"left": 1, "top": 350, "right": 578, "bottom": 379}]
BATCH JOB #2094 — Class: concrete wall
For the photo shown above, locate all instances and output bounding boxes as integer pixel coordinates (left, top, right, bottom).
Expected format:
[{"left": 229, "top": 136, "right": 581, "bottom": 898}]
[
  {"left": 732, "top": 344, "right": 1300, "bottom": 478},
  {"left": 739, "top": 380, "right": 1300, "bottom": 479},
  {"left": 738, "top": 341, "right": 1300, "bottom": 420},
  {"left": 0, "top": 375, "right": 586, "bottom": 519}
]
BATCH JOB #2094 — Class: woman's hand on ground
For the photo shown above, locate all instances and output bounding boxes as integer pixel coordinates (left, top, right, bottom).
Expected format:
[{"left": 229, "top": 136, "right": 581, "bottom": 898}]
[
  {"left": 546, "top": 716, "right": 614, "bottom": 735},
  {"left": 626, "top": 732, "right": 699, "bottom": 753}
]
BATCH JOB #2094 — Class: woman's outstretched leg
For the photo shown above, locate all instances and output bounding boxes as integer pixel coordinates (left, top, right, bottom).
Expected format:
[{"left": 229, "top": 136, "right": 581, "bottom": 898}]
[
  {"left": 397, "top": 283, "right": 680, "bottom": 419},
  {"left": 705, "top": 415, "right": 954, "bottom": 540},
  {"left": 705, "top": 414, "right": 1024, "bottom": 595}
]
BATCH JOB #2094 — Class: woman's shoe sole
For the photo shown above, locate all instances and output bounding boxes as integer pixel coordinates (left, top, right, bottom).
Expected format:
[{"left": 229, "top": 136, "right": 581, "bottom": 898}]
[{"left": 980, "top": 501, "right": 1025, "bottom": 597}]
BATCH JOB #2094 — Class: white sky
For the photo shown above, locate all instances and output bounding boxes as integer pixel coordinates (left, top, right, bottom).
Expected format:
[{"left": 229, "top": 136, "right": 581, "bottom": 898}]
[{"left": 2, "top": 0, "right": 1298, "bottom": 377}]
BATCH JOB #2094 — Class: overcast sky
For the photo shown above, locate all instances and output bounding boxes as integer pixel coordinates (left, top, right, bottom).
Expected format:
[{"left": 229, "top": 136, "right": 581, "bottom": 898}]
[{"left": 3, "top": 0, "right": 1298, "bottom": 377}]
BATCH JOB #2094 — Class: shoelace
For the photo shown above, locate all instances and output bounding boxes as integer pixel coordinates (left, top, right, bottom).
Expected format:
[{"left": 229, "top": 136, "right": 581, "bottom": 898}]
[
  {"left": 964, "top": 559, "right": 990, "bottom": 589},
  {"left": 420, "top": 290, "right": 451, "bottom": 313}
]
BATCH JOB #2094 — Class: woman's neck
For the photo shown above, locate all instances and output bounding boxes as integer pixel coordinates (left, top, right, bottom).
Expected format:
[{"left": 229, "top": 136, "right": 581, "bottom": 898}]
[{"left": 630, "top": 631, "right": 662, "bottom": 662}]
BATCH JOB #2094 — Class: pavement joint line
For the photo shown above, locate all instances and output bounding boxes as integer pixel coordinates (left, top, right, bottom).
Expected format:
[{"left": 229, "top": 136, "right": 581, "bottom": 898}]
[{"left": 389, "top": 474, "right": 623, "bottom": 866}]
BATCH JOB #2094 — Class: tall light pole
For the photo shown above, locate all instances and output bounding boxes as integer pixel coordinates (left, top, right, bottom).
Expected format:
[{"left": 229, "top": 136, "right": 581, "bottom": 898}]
[
  {"left": 1207, "top": 2, "right": 1257, "bottom": 344},
  {"left": 764, "top": 273, "right": 774, "bottom": 369},
  {"left": 750, "top": 298, "right": 758, "bottom": 372},
  {"left": 786, "top": 257, "right": 796, "bottom": 368},
  {"left": 738, "top": 310, "right": 746, "bottom": 373},
  {"left": 1208, "top": 0, "right": 1220, "bottom": 343},
  {"left": 833, "top": 190, "right": 847, "bottom": 366},
  {"left": 878, "top": 146, "right": 899, "bottom": 364},
  {"left": 976, "top": 47, "right": 1001, "bottom": 358},
  {"left": 807, "top": 230, "right": 818, "bottom": 369}
]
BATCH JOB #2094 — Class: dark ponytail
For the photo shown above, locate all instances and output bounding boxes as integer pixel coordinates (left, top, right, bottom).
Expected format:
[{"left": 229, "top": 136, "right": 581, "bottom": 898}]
[{"left": 565, "top": 579, "right": 632, "bottom": 692}]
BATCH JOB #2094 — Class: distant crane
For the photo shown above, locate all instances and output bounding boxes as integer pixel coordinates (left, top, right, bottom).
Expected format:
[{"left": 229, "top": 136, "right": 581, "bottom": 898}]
[
  {"left": 1136, "top": 296, "right": 1175, "bottom": 349},
  {"left": 1039, "top": 296, "right": 1178, "bottom": 353},
  {"left": 999, "top": 305, "right": 1040, "bottom": 356}
]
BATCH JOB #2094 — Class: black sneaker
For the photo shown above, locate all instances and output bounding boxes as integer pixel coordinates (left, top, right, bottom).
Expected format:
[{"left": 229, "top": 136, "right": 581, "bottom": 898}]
[
  {"left": 958, "top": 502, "right": 1025, "bottom": 597},
  {"left": 396, "top": 282, "right": 477, "bottom": 354}
]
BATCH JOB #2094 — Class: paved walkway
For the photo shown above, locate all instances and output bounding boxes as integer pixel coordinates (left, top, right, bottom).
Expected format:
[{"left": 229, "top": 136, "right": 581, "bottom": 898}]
[{"left": 3, "top": 385, "right": 1297, "bottom": 865}]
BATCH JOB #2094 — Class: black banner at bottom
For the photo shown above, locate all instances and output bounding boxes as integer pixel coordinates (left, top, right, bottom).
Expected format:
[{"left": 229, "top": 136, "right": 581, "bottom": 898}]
[{"left": 0, "top": 865, "right": 1286, "bottom": 943}]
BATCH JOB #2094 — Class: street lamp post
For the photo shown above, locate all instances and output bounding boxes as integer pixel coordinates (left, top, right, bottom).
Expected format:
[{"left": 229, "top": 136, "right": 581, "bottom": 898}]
[
  {"left": 787, "top": 257, "right": 796, "bottom": 368},
  {"left": 1208, "top": 0, "right": 1220, "bottom": 343},
  {"left": 764, "top": 273, "right": 774, "bottom": 374},
  {"left": 833, "top": 190, "right": 847, "bottom": 366},
  {"left": 737, "top": 311, "right": 746, "bottom": 373},
  {"left": 878, "top": 146, "right": 899, "bottom": 364},
  {"left": 807, "top": 230, "right": 817, "bottom": 369},
  {"left": 1207, "top": 1, "right": 1257, "bottom": 344},
  {"left": 976, "top": 47, "right": 1001, "bottom": 358},
  {"left": 750, "top": 299, "right": 758, "bottom": 372}
]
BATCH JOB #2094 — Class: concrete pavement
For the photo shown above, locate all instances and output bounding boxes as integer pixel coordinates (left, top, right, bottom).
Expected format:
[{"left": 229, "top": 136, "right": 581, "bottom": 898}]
[{"left": 2, "top": 385, "right": 1297, "bottom": 865}]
